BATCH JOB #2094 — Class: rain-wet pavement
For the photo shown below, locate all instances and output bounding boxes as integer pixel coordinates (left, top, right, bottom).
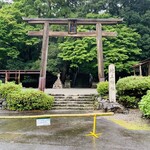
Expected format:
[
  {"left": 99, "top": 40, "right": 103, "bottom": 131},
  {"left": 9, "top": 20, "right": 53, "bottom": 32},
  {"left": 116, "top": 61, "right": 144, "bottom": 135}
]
[{"left": 0, "top": 111, "right": 150, "bottom": 150}]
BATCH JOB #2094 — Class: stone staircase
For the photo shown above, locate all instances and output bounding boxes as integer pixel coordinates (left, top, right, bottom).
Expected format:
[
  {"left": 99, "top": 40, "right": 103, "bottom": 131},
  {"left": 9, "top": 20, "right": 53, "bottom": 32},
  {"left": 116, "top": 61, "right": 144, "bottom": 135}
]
[{"left": 51, "top": 94, "right": 97, "bottom": 110}]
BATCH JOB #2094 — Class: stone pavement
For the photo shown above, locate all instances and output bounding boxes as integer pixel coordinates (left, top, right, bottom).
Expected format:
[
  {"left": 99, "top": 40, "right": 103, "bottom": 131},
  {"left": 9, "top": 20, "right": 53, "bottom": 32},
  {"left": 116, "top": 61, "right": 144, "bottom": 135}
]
[{"left": 0, "top": 110, "right": 149, "bottom": 150}]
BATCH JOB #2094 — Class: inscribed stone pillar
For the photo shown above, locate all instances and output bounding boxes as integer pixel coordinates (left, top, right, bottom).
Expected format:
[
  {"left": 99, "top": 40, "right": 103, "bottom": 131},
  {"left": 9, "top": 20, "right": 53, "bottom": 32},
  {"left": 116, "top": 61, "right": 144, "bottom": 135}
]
[{"left": 109, "top": 64, "right": 116, "bottom": 102}]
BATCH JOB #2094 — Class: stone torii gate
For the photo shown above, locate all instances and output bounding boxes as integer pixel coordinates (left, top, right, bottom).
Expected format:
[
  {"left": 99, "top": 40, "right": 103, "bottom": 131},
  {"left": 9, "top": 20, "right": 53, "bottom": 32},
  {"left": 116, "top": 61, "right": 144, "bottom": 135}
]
[{"left": 23, "top": 18, "right": 122, "bottom": 91}]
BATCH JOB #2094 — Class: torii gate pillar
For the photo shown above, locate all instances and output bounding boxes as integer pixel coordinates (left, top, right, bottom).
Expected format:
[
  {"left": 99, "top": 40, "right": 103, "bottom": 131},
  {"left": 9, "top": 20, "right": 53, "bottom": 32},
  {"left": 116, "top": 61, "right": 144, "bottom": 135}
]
[
  {"left": 38, "top": 22, "right": 49, "bottom": 91},
  {"left": 96, "top": 23, "right": 105, "bottom": 82}
]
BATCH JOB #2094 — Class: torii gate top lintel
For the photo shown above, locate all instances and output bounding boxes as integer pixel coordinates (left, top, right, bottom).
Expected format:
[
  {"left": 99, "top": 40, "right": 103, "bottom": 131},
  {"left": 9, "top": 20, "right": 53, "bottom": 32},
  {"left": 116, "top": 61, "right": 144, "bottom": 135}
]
[{"left": 23, "top": 18, "right": 123, "bottom": 25}]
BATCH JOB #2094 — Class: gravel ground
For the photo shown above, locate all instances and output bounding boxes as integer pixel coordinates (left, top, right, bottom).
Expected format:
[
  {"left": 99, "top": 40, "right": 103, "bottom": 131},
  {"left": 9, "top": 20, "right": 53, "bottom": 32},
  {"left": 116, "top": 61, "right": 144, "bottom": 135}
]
[{"left": 100, "top": 109, "right": 150, "bottom": 130}]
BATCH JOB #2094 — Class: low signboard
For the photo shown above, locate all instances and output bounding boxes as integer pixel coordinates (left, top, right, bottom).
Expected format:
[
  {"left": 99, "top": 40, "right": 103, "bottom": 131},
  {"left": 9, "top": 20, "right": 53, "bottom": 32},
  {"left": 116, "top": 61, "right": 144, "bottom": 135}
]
[{"left": 36, "top": 118, "right": 51, "bottom": 126}]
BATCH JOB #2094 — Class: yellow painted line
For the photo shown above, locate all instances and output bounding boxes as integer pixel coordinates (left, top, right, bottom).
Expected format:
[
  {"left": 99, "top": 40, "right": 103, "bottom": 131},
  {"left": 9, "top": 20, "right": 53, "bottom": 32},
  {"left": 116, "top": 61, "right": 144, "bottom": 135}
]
[{"left": 0, "top": 112, "right": 114, "bottom": 119}]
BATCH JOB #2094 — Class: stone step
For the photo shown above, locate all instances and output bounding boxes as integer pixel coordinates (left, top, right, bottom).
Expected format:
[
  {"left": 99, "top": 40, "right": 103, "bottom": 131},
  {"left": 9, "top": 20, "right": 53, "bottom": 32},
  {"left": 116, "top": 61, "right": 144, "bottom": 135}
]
[
  {"left": 52, "top": 96, "right": 96, "bottom": 100},
  {"left": 54, "top": 101, "right": 94, "bottom": 104},
  {"left": 54, "top": 97, "right": 93, "bottom": 101},
  {"left": 53, "top": 95, "right": 96, "bottom": 98},
  {"left": 53, "top": 95, "right": 96, "bottom": 97},
  {"left": 53, "top": 96, "right": 95, "bottom": 98},
  {"left": 50, "top": 94, "right": 97, "bottom": 96},
  {"left": 51, "top": 94, "right": 96, "bottom": 110},
  {"left": 53, "top": 103, "right": 93, "bottom": 107},
  {"left": 54, "top": 98, "right": 94, "bottom": 102},
  {"left": 52, "top": 106, "right": 94, "bottom": 110}
]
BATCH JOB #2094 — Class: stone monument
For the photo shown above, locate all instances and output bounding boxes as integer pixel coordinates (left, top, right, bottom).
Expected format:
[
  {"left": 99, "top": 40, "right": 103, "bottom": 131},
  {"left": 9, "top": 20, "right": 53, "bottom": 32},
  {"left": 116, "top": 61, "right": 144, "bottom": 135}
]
[
  {"left": 53, "top": 73, "right": 63, "bottom": 89},
  {"left": 64, "top": 75, "right": 71, "bottom": 88},
  {"left": 109, "top": 64, "right": 116, "bottom": 102}
]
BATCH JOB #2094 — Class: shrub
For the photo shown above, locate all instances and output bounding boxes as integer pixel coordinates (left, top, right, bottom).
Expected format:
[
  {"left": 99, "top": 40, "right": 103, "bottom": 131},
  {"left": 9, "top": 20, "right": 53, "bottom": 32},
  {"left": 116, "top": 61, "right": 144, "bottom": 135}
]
[
  {"left": 139, "top": 90, "right": 150, "bottom": 118},
  {"left": 6, "top": 89, "right": 54, "bottom": 111},
  {"left": 118, "top": 95, "right": 137, "bottom": 108},
  {"left": 0, "top": 82, "right": 22, "bottom": 99},
  {"left": 97, "top": 81, "right": 109, "bottom": 97},
  {"left": 116, "top": 76, "right": 150, "bottom": 108}
]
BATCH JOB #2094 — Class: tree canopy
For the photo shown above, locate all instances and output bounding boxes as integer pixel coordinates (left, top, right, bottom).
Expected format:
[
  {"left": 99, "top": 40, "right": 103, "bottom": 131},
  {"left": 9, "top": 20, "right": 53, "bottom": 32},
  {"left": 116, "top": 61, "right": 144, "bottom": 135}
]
[
  {"left": 58, "top": 20, "right": 141, "bottom": 78},
  {"left": 0, "top": 0, "right": 149, "bottom": 83}
]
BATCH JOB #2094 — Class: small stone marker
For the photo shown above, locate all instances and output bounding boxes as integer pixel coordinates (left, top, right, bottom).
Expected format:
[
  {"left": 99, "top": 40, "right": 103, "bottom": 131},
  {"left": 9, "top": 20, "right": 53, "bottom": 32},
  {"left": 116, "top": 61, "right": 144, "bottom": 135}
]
[
  {"left": 36, "top": 118, "right": 51, "bottom": 126},
  {"left": 53, "top": 73, "right": 63, "bottom": 89},
  {"left": 109, "top": 64, "right": 116, "bottom": 102}
]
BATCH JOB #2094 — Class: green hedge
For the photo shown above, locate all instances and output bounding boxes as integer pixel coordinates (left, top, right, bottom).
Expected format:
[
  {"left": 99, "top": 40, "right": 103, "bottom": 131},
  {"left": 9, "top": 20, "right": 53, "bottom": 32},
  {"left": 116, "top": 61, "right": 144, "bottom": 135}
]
[
  {"left": 139, "top": 90, "right": 150, "bottom": 118},
  {"left": 97, "top": 81, "right": 109, "bottom": 97},
  {"left": 0, "top": 82, "right": 22, "bottom": 99},
  {"left": 116, "top": 76, "right": 150, "bottom": 108},
  {"left": 6, "top": 89, "right": 54, "bottom": 111},
  {"left": 0, "top": 82, "right": 54, "bottom": 111}
]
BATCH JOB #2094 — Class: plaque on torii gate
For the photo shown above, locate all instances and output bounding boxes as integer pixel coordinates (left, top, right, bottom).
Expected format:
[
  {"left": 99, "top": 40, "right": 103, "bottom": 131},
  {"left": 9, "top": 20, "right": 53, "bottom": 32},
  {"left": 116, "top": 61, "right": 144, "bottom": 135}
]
[{"left": 23, "top": 18, "right": 122, "bottom": 91}]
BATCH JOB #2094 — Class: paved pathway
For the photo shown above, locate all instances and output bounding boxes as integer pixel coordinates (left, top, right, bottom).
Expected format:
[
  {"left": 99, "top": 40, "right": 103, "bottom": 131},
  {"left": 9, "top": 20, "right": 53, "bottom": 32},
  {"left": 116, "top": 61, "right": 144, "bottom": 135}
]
[{"left": 0, "top": 111, "right": 149, "bottom": 150}]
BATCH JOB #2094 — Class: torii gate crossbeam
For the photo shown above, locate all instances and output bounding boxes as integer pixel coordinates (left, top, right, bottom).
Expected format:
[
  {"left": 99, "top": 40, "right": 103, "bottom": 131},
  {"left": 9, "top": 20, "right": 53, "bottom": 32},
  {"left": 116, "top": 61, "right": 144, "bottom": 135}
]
[{"left": 23, "top": 18, "right": 123, "bottom": 91}]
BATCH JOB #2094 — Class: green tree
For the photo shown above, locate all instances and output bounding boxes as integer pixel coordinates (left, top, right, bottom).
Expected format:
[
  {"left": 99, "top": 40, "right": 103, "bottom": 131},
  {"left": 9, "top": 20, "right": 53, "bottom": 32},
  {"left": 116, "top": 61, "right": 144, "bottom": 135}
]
[
  {"left": 103, "top": 24, "right": 141, "bottom": 75},
  {"left": 0, "top": 0, "right": 146, "bottom": 80},
  {"left": 77, "top": 0, "right": 107, "bottom": 17},
  {"left": 105, "top": 0, "right": 150, "bottom": 60},
  {"left": 32, "top": 42, "right": 63, "bottom": 74},
  {"left": 13, "top": 0, "right": 83, "bottom": 18},
  {"left": 0, "top": 4, "right": 40, "bottom": 69},
  {"left": 58, "top": 14, "right": 141, "bottom": 78},
  {"left": 0, "top": 0, "right": 5, "bottom": 9}
]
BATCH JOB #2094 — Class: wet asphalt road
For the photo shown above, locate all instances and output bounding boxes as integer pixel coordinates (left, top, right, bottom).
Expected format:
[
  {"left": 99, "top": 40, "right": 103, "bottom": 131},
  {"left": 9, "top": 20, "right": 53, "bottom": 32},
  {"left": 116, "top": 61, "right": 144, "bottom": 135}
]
[{"left": 0, "top": 113, "right": 150, "bottom": 150}]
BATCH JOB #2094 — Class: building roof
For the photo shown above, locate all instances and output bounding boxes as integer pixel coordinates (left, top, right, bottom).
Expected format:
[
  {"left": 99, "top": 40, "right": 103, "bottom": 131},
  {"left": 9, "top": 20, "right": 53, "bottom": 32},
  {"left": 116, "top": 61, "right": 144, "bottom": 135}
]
[{"left": 133, "top": 58, "right": 150, "bottom": 68}]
